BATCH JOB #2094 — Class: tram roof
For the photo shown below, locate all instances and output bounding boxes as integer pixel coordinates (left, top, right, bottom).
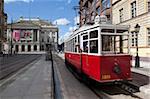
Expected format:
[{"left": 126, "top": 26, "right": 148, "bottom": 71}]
[
  {"left": 75, "top": 23, "right": 129, "bottom": 33},
  {"left": 65, "top": 23, "right": 129, "bottom": 42}
]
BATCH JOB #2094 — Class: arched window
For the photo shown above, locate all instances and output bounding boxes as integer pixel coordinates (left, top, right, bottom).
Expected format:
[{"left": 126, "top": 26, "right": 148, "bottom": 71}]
[
  {"left": 15, "top": 45, "right": 19, "bottom": 52},
  {"left": 41, "top": 45, "right": 44, "bottom": 51},
  {"left": 28, "top": 45, "right": 31, "bottom": 52},
  {"left": 34, "top": 45, "right": 37, "bottom": 51},
  {"left": 22, "top": 45, "right": 25, "bottom": 52},
  {"left": 148, "top": 0, "right": 150, "bottom": 12}
]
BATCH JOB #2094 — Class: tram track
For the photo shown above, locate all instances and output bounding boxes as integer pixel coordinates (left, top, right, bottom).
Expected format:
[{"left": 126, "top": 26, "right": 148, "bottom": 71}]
[
  {"left": 65, "top": 62, "right": 143, "bottom": 99},
  {"left": 0, "top": 55, "right": 29, "bottom": 65},
  {"left": 0, "top": 55, "right": 32, "bottom": 70},
  {"left": 119, "top": 82, "right": 142, "bottom": 99},
  {"left": 88, "top": 80, "right": 143, "bottom": 99},
  {"left": 0, "top": 55, "right": 41, "bottom": 80}
]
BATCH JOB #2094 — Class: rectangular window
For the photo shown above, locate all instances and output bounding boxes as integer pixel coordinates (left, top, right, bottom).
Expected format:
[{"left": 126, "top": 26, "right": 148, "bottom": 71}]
[
  {"left": 101, "top": 29, "right": 115, "bottom": 33},
  {"left": 148, "top": 28, "right": 150, "bottom": 34},
  {"left": 83, "top": 35, "right": 88, "bottom": 40},
  {"left": 131, "top": 32, "right": 137, "bottom": 47},
  {"left": 148, "top": 37, "right": 150, "bottom": 46},
  {"left": 119, "top": 8, "right": 123, "bottom": 22},
  {"left": 148, "top": 28, "right": 150, "bottom": 46},
  {"left": 83, "top": 41, "right": 88, "bottom": 53},
  {"left": 75, "top": 37, "right": 77, "bottom": 52},
  {"left": 131, "top": 1, "right": 136, "bottom": 18},
  {"left": 75, "top": 37, "right": 77, "bottom": 43},
  {"left": 148, "top": 1, "right": 150, "bottom": 12},
  {"left": 90, "top": 30, "right": 98, "bottom": 39},
  {"left": 90, "top": 40, "right": 98, "bottom": 53},
  {"left": 78, "top": 35, "right": 80, "bottom": 43}
]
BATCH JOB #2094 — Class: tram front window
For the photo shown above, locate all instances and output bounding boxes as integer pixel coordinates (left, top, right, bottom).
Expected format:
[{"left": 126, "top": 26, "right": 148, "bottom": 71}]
[{"left": 102, "top": 35, "right": 128, "bottom": 54}]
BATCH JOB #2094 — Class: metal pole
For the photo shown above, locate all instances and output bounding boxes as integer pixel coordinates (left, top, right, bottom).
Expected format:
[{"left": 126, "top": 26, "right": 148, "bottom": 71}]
[
  {"left": 10, "top": 19, "right": 13, "bottom": 55},
  {"left": 135, "top": 31, "right": 140, "bottom": 68}
]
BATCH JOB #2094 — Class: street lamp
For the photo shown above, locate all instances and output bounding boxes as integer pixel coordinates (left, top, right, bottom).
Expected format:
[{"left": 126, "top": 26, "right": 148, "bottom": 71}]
[
  {"left": 10, "top": 19, "right": 13, "bottom": 55},
  {"left": 134, "top": 24, "right": 140, "bottom": 68}
]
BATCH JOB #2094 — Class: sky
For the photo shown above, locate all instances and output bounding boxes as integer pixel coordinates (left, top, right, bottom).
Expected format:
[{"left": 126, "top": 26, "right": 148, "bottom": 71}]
[{"left": 4, "top": 0, "right": 80, "bottom": 44}]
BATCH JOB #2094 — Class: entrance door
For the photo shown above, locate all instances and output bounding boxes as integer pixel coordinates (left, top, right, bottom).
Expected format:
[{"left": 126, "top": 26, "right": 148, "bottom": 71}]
[
  {"left": 15, "top": 45, "right": 19, "bottom": 52},
  {"left": 28, "top": 45, "right": 31, "bottom": 52}
]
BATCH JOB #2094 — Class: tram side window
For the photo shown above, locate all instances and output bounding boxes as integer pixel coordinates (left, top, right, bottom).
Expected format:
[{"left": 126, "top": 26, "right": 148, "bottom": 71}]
[
  {"left": 72, "top": 39, "right": 74, "bottom": 52},
  {"left": 83, "top": 41, "right": 88, "bottom": 53},
  {"left": 90, "top": 30, "right": 98, "bottom": 38},
  {"left": 78, "top": 35, "right": 80, "bottom": 43},
  {"left": 75, "top": 37, "right": 77, "bottom": 52},
  {"left": 66, "top": 42, "right": 70, "bottom": 51},
  {"left": 83, "top": 35, "right": 88, "bottom": 40},
  {"left": 89, "top": 30, "right": 98, "bottom": 53},
  {"left": 90, "top": 40, "right": 98, "bottom": 53}
]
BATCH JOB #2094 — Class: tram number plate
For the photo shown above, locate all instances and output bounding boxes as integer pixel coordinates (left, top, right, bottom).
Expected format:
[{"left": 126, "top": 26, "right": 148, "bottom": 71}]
[{"left": 102, "top": 75, "right": 111, "bottom": 80}]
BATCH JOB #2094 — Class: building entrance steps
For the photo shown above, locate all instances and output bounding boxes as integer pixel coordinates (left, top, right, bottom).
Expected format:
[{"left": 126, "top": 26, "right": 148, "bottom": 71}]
[{"left": 0, "top": 55, "right": 52, "bottom": 99}]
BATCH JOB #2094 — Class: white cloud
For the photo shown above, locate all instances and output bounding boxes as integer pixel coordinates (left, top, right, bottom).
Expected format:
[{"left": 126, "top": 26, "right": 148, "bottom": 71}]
[
  {"left": 74, "top": 16, "right": 79, "bottom": 25},
  {"left": 5, "top": 0, "right": 34, "bottom": 3},
  {"left": 69, "top": 26, "right": 77, "bottom": 32},
  {"left": 60, "top": 26, "right": 77, "bottom": 42},
  {"left": 53, "top": 18, "right": 70, "bottom": 26}
]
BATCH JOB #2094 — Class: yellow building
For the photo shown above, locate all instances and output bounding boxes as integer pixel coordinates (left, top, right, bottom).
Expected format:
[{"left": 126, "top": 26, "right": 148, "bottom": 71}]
[{"left": 112, "top": 0, "right": 150, "bottom": 57}]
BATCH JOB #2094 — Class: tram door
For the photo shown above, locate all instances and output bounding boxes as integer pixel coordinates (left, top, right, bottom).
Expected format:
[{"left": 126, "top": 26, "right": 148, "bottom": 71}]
[{"left": 80, "top": 33, "right": 89, "bottom": 74}]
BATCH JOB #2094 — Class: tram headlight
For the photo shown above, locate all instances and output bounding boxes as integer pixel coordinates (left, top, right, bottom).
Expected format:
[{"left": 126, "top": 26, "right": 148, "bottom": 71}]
[{"left": 113, "top": 64, "right": 121, "bottom": 75}]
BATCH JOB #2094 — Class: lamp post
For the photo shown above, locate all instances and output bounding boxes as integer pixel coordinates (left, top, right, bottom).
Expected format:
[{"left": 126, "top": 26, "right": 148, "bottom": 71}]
[
  {"left": 134, "top": 24, "right": 140, "bottom": 68},
  {"left": 10, "top": 19, "right": 13, "bottom": 55}
]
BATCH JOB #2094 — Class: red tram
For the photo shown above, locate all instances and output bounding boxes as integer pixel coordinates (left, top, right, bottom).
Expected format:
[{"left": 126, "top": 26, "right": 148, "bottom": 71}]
[{"left": 64, "top": 23, "right": 132, "bottom": 83}]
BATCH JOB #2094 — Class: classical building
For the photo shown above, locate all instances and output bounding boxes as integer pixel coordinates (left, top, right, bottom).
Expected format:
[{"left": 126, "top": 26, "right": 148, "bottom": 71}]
[
  {"left": 0, "top": 0, "right": 7, "bottom": 53},
  {"left": 6, "top": 17, "right": 58, "bottom": 53},
  {"left": 79, "top": 0, "right": 112, "bottom": 26},
  {"left": 112, "top": 0, "right": 150, "bottom": 57}
]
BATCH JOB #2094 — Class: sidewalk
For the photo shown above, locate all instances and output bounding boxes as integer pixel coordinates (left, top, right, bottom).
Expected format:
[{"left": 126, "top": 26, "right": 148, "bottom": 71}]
[
  {"left": 132, "top": 59, "right": 150, "bottom": 97},
  {"left": 0, "top": 56, "right": 52, "bottom": 99},
  {"left": 131, "top": 59, "right": 150, "bottom": 77}
]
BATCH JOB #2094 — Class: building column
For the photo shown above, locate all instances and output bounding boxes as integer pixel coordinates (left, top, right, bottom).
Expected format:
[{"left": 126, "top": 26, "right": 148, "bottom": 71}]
[
  {"left": 37, "top": 30, "right": 40, "bottom": 42},
  {"left": 31, "top": 45, "right": 34, "bottom": 52},
  {"left": 19, "top": 45, "right": 21, "bottom": 52},
  {"left": 25, "top": 45, "right": 28, "bottom": 52},
  {"left": 37, "top": 45, "right": 40, "bottom": 51}
]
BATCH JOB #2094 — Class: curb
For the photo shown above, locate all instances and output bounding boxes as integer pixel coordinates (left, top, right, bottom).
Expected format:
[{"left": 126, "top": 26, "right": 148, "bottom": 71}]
[{"left": 53, "top": 58, "right": 70, "bottom": 99}]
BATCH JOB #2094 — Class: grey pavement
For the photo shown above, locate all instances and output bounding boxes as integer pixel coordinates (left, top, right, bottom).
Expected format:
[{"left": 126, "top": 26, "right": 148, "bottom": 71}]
[
  {"left": 132, "top": 60, "right": 150, "bottom": 98},
  {"left": 132, "top": 59, "right": 150, "bottom": 78},
  {"left": 0, "top": 55, "right": 52, "bottom": 99}
]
